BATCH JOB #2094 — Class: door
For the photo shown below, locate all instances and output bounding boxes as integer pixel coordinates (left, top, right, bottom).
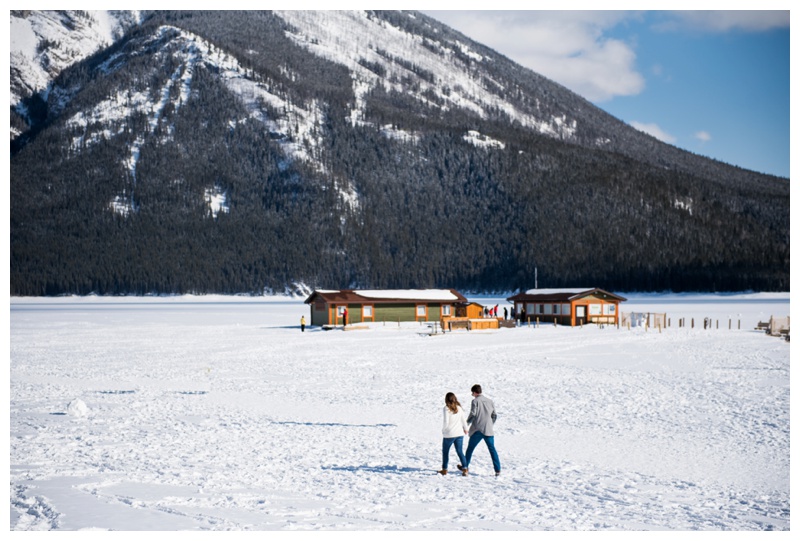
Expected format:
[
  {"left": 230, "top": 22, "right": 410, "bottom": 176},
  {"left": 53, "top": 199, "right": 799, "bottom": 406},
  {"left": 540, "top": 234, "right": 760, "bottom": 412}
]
[{"left": 576, "top": 305, "right": 586, "bottom": 325}]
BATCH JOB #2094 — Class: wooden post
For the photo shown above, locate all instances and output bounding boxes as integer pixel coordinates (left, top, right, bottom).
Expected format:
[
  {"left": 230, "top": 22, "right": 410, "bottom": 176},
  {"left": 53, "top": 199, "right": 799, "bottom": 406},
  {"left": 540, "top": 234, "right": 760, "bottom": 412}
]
[{"left": 729, "top": 319, "right": 731, "bottom": 330}]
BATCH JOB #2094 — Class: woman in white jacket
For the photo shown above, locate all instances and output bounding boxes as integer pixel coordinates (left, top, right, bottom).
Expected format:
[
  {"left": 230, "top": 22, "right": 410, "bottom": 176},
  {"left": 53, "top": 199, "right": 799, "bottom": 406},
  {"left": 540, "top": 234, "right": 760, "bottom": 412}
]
[{"left": 438, "top": 392, "right": 469, "bottom": 475}]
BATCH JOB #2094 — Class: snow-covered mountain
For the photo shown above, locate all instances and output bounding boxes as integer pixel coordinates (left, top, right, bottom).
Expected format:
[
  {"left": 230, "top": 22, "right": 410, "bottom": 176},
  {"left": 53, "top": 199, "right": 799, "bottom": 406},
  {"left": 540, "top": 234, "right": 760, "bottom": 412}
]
[
  {"left": 9, "top": 11, "right": 789, "bottom": 295},
  {"left": 10, "top": 10, "right": 143, "bottom": 139}
]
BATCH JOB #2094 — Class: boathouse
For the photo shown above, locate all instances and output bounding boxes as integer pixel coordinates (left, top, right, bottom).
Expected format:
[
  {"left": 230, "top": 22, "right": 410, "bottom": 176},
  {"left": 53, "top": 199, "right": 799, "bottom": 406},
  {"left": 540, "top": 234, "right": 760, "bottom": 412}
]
[
  {"left": 304, "top": 289, "right": 469, "bottom": 326},
  {"left": 507, "top": 288, "right": 627, "bottom": 326}
]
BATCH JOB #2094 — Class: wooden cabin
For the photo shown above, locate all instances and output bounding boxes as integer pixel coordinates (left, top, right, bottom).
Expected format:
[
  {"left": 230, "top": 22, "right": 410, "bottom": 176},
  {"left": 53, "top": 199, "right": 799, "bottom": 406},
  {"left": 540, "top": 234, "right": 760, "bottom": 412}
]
[
  {"left": 507, "top": 288, "right": 627, "bottom": 326},
  {"left": 304, "top": 289, "right": 468, "bottom": 327},
  {"left": 455, "top": 302, "right": 485, "bottom": 319},
  {"left": 442, "top": 301, "right": 493, "bottom": 331}
]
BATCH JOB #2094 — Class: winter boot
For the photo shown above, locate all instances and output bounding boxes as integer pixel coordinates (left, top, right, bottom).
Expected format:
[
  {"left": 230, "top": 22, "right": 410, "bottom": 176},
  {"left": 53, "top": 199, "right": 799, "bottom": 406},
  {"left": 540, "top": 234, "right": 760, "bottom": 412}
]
[{"left": 437, "top": 469, "right": 447, "bottom": 475}]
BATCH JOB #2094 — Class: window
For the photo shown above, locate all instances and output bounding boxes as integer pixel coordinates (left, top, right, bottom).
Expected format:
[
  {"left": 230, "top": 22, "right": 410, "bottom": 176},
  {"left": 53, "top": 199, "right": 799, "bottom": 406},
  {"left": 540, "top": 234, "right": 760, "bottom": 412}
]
[
  {"left": 553, "top": 304, "right": 560, "bottom": 314},
  {"left": 589, "top": 304, "right": 602, "bottom": 315},
  {"left": 337, "top": 306, "right": 346, "bottom": 316},
  {"left": 603, "top": 304, "right": 616, "bottom": 315},
  {"left": 363, "top": 305, "right": 373, "bottom": 318},
  {"left": 562, "top": 304, "right": 571, "bottom": 315},
  {"left": 416, "top": 305, "right": 427, "bottom": 317},
  {"left": 442, "top": 304, "right": 452, "bottom": 316}
]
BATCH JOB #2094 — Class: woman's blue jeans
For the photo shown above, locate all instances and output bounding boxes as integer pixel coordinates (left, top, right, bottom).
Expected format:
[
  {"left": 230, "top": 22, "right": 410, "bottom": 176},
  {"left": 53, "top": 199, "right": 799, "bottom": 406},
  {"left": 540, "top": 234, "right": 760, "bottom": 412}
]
[
  {"left": 442, "top": 436, "right": 466, "bottom": 470},
  {"left": 464, "top": 432, "right": 501, "bottom": 473}
]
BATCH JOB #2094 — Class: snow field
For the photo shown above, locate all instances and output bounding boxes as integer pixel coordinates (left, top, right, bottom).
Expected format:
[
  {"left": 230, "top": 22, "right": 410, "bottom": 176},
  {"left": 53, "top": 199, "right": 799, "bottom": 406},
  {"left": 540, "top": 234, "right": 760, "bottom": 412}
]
[{"left": 9, "top": 295, "right": 790, "bottom": 530}]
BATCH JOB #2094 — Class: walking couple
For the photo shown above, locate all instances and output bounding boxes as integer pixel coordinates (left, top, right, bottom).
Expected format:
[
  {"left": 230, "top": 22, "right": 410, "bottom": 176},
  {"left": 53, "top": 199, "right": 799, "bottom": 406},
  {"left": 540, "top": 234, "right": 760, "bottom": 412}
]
[{"left": 439, "top": 384, "right": 501, "bottom": 477}]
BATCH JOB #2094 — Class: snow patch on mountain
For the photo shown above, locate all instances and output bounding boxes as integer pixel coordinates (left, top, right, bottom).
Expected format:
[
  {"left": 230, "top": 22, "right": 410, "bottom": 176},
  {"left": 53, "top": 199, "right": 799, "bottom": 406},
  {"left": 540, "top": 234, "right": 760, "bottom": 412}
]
[
  {"left": 109, "top": 193, "right": 134, "bottom": 217},
  {"left": 204, "top": 186, "right": 229, "bottom": 218},
  {"left": 463, "top": 130, "right": 505, "bottom": 150},
  {"left": 674, "top": 198, "right": 693, "bottom": 215}
]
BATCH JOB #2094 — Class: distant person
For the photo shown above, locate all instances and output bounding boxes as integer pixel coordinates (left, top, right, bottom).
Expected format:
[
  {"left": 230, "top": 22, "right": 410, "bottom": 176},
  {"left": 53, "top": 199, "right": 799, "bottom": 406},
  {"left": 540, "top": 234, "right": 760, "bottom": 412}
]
[
  {"left": 503, "top": 307, "right": 508, "bottom": 320},
  {"left": 342, "top": 308, "right": 348, "bottom": 326},
  {"left": 458, "top": 384, "right": 501, "bottom": 477},
  {"left": 438, "top": 392, "right": 468, "bottom": 475},
  {"left": 300, "top": 315, "right": 306, "bottom": 332}
]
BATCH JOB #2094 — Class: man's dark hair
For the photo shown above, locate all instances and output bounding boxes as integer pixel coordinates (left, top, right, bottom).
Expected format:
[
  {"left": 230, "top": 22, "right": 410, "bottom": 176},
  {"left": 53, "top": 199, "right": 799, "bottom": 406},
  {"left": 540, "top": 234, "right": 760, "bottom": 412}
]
[{"left": 471, "top": 384, "right": 482, "bottom": 394}]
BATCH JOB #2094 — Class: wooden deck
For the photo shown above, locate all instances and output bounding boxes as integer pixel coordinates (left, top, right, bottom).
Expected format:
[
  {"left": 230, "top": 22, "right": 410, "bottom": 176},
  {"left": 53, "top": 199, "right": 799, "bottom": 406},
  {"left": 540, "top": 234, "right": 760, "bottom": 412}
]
[{"left": 442, "top": 317, "right": 510, "bottom": 331}]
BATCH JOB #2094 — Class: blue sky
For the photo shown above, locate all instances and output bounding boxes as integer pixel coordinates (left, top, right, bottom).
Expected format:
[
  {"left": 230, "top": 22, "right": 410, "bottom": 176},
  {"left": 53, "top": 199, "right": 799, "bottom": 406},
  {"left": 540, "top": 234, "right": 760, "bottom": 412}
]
[{"left": 422, "top": 10, "right": 790, "bottom": 179}]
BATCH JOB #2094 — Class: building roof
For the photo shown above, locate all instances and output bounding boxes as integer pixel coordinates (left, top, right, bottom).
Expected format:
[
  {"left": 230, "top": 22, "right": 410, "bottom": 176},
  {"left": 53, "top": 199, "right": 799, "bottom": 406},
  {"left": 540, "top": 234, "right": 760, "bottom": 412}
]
[
  {"left": 305, "top": 289, "right": 468, "bottom": 304},
  {"left": 507, "top": 288, "right": 627, "bottom": 303}
]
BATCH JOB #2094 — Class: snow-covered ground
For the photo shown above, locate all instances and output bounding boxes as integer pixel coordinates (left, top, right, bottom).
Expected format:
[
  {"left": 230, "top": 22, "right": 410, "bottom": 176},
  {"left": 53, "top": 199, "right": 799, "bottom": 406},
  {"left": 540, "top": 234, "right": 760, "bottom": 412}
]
[{"left": 9, "top": 293, "right": 790, "bottom": 531}]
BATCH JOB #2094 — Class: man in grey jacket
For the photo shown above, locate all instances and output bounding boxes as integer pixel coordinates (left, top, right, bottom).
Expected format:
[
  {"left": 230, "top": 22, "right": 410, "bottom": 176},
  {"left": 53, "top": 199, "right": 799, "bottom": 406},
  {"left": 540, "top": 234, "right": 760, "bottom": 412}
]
[{"left": 458, "top": 384, "right": 501, "bottom": 476}]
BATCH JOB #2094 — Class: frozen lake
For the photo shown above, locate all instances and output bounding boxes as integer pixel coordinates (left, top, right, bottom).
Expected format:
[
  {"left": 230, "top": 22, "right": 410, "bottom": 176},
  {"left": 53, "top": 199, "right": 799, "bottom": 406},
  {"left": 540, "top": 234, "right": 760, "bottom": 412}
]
[{"left": 9, "top": 293, "right": 790, "bottom": 530}]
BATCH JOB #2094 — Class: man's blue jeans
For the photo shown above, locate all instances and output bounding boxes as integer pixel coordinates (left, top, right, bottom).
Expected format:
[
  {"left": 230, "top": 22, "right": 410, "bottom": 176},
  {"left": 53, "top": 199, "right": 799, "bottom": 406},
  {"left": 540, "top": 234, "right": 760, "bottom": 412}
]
[
  {"left": 464, "top": 432, "right": 501, "bottom": 473},
  {"left": 442, "top": 436, "right": 466, "bottom": 470}
]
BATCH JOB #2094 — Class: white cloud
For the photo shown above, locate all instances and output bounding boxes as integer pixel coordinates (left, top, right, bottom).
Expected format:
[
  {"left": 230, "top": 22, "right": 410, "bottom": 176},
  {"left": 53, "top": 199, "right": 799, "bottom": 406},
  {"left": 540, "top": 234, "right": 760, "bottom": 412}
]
[
  {"left": 630, "top": 121, "right": 676, "bottom": 144},
  {"left": 694, "top": 130, "right": 712, "bottom": 142}
]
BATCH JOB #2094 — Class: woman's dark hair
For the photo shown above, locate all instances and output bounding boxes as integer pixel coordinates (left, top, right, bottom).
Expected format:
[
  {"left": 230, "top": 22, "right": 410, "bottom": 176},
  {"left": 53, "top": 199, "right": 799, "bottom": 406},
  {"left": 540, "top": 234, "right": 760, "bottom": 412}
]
[{"left": 445, "top": 392, "right": 461, "bottom": 414}]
